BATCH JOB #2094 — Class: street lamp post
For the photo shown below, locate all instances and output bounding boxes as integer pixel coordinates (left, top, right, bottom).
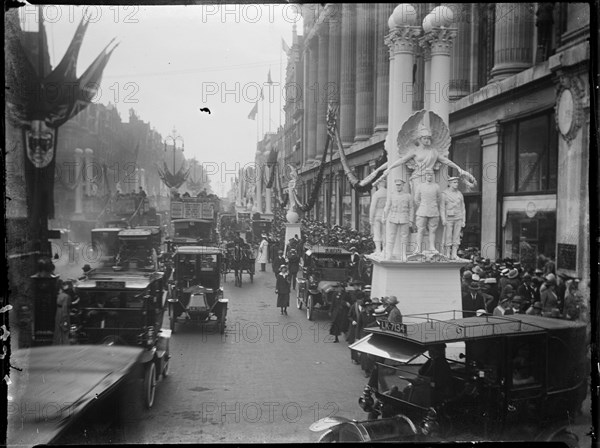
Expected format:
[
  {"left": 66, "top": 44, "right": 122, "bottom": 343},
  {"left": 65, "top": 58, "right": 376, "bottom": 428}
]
[{"left": 164, "top": 127, "right": 184, "bottom": 174}]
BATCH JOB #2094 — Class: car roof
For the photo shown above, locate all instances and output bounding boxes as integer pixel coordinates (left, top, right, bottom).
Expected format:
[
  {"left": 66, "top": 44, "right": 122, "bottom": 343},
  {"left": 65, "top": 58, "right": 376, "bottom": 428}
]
[
  {"left": 92, "top": 228, "right": 122, "bottom": 233},
  {"left": 75, "top": 269, "right": 163, "bottom": 289},
  {"left": 366, "top": 312, "right": 587, "bottom": 346},
  {"left": 175, "top": 245, "right": 222, "bottom": 255},
  {"left": 172, "top": 219, "right": 213, "bottom": 223}
]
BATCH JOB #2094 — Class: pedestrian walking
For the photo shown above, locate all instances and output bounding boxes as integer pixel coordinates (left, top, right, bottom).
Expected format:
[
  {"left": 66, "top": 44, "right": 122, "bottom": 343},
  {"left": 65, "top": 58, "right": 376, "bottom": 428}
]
[
  {"left": 272, "top": 250, "right": 286, "bottom": 280},
  {"left": 53, "top": 280, "right": 77, "bottom": 345},
  {"left": 276, "top": 265, "right": 291, "bottom": 315},
  {"left": 287, "top": 249, "right": 301, "bottom": 290},
  {"left": 329, "top": 291, "right": 350, "bottom": 343},
  {"left": 257, "top": 234, "right": 269, "bottom": 272}
]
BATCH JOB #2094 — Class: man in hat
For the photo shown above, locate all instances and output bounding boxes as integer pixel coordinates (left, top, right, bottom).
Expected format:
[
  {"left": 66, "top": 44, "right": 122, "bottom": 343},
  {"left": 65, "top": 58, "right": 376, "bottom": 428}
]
[
  {"left": 493, "top": 297, "right": 513, "bottom": 316},
  {"left": 275, "top": 265, "right": 291, "bottom": 315},
  {"left": 384, "top": 296, "right": 403, "bottom": 324},
  {"left": 525, "top": 301, "right": 543, "bottom": 316},
  {"left": 287, "top": 248, "right": 301, "bottom": 290},
  {"left": 563, "top": 279, "right": 586, "bottom": 321},
  {"left": 517, "top": 273, "right": 536, "bottom": 305},
  {"left": 483, "top": 277, "right": 500, "bottom": 313},
  {"left": 383, "top": 178, "right": 414, "bottom": 261},
  {"left": 461, "top": 270, "right": 473, "bottom": 295},
  {"left": 462, "top": 282, "right": 486, "bottom": 318},
  {"left": 440, "top": 176, "right": 466, "bottom": 259},
  {"left": 540, "top": 273, "right": 559, "bottom": 315},
  {"left": 414, "top": 169, "right": 442, "bottom": 253},
  {"left": 256, "top": 234, "right": 269, "bottom": 272},
  {"left": 369, "top": 181, "right": 388, "bottom": 254}
]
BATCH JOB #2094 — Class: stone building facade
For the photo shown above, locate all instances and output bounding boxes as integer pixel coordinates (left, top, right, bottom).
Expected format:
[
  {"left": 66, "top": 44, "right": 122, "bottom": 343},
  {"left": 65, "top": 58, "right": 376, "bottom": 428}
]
[{"left": 282, "top": 3, "right": 590, "bottom": 283}]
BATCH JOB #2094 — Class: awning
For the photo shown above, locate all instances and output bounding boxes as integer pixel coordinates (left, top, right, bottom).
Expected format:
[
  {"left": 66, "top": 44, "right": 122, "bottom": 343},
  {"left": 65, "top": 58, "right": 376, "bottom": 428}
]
[{"left": 349, "top": 333, "right": 426, "bottom": 364}]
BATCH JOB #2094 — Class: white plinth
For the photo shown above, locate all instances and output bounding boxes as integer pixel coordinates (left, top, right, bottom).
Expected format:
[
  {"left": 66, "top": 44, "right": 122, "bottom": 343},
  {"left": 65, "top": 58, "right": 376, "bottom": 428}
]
[
  {"left": 284, "top": 222, "right": 302, "bottom": 253},
  {"left": 368, "top": 254, "right": 468, "bottom": 319}
]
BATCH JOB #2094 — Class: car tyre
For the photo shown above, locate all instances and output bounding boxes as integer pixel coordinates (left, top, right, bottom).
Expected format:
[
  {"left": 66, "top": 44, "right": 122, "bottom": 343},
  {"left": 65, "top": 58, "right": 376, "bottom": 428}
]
[
  {"left": 307, "top": 296, "right": 314, "bottom": 321},
  {"left": 143, "top": 362, "right": 157, "bottom": 409}
]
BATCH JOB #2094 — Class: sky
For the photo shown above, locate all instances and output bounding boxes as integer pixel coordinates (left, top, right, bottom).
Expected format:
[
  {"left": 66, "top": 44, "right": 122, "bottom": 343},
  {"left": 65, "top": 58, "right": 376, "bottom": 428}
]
[{"left": 19, "top": 4, "right": 302, "bottom": 195}]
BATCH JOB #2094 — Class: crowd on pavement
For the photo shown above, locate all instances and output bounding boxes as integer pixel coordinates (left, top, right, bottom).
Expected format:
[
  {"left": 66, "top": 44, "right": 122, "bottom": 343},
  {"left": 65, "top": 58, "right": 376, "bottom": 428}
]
[{"left": 460, "top": 255, "right": 588, "bottom": 322}]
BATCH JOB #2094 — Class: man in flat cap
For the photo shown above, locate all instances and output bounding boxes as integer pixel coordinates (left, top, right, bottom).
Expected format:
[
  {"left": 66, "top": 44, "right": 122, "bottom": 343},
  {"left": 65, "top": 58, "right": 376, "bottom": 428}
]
[
  {"left": 440, "top": 176, "right": 466, "bottom": 259},
  {"left": 384, "top": 178, "right": 414, "bottom": 261},
  {"left": 462, "top": 282, "right": 486, "bottom": 318},
  {"left": 414, "top": 169, "right": 442, "bottom": 253}
]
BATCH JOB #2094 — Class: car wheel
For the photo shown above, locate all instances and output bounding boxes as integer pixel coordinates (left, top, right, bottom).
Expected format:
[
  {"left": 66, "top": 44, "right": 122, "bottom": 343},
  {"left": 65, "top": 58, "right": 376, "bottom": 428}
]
[
  {"left": 143, "top": 362, "right": 157, "bottom": 409},
  {"left": 307, "top": 296, "right": 313, "bottom": 321}
]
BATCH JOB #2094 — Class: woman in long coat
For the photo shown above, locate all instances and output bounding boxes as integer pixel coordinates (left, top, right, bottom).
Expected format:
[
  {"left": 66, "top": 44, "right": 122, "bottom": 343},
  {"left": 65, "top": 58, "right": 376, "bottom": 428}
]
[
  {"left": 275, "top": 265, "right": 291, "bottom": 315},
  {"left": 53, "top": 280, "right": 72, "bottom": 345}
]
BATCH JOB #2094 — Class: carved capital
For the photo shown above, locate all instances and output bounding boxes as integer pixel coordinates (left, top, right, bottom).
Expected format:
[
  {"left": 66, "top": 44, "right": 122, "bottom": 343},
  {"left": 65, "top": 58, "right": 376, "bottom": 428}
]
[
  {"left": 424, "top": 27, "right": 458, "bottom": 56},
  {"left": 554, "top": 74, "right": 585, "bottom": 145},
  {"left": 385, "top": 26, "right": 422, "bottom": 56},
  {"left": 418, "top": 37, "right": 432, "bottom": 61}
]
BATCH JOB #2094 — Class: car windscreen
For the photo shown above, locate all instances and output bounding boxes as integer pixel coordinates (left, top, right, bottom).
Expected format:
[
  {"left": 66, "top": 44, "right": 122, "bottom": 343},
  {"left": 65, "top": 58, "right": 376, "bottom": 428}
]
[
  {"left": 176, "top": 254, "right": 219, "bottom": 276},
  {"left": 174, "top": 221, "right": 211, "bottom": 238}
]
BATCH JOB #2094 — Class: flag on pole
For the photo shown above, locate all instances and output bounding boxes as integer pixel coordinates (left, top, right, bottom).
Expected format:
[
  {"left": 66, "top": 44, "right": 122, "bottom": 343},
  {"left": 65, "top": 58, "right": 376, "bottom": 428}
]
[
  {"left": 281, "top": 37, "right": 290, "bottom": 55},
  {"left": 267, "top": 69, "right": 273, "bottom": 85},
  {"left": 248, "top": 101, "right": 258, "bottom": 120}
]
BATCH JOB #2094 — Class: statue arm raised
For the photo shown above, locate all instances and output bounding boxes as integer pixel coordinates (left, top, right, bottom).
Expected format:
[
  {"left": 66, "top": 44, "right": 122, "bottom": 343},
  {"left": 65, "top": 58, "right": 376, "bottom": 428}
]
[{"left": 438, "top": 155, "right": 476, "bottom": 183}]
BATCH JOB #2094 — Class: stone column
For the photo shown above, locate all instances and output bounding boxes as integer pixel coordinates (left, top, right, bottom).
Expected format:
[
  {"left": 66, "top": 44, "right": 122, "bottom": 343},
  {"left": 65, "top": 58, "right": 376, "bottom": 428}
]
[
  {"left": 255, "top": 155, "right": 263, "bottom": 214},
  {"left": 316, "top": 24, "right": 329, "bottom": 159},
  {"left": 327, "top": 5, "right": 342, "bottom": 156},
  {"left": 490, "top": 3, "right": 535, "bottom": 81},
  {"left": 340, "top": 3, "right": 356, "bottom": 147},
  {"left": 354, "top": 3, "right": 375, "bottom": 141},
  {"left": 74, "top": 148, "right": 84, "bottom": 215},
  {"left": 478, "top": 122, "right": 501, "bottom": 260},
  {"left": 307, "top": 41, "right": 319, "bottom": 161},
  {"left": 374, "top": 4, "right": 394, "bottom": 132},
  {"left": 448, "top": 4, "right": 471, "bottom": 99},
  {"left": 385, "top": 23, "right": 421, "bottom": 187},
  {"left": 84, "top": 148, "right": 93, "bottom": 196},
  {"left": 420, "top": 41, "right": 432, "bottom": 110},
  {"left": 426, "top": 27, "right": 457, "bottom": 124}
]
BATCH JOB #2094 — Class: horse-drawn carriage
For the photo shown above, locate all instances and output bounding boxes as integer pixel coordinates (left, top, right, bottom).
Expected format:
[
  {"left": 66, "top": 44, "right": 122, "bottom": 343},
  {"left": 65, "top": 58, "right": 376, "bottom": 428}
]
[
  {"left": 168, "top": 246, "right": 228, "bottom": 334},
  {"left": 222, "top": 242, "right": 256, "bottom": 287}
]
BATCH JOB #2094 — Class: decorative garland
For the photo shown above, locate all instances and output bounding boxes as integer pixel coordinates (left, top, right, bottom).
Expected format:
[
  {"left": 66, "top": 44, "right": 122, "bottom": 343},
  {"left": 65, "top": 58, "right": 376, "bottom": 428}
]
[
  {"left": 296, "top": 136, "right": 331, "bottom": 213},
  {"left": 265, "top": 148, "right": 278, "bottom": 189}
]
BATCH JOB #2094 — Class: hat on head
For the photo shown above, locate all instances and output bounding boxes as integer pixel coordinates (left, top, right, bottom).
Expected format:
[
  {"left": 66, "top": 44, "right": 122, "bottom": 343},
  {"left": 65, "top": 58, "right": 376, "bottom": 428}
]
[
  {"left": 468, "top": 282, "right": 480, "bottom": 291},
  {"left": 473, "top": 266, "right": 484, "bottom": 275},
  {"left": 350, "top": 246, "right": 357, "bottom": 252},
  {"left": 507, "top": 269, "right": 519, "bottom": 279},
  {"left": 462, "top": 271, "right": 472, "bottom": 280},
  {"left": 279, "top": 264, "right": 288, "bottom": 271},
  {"left": 371, "top": 297, "right": 381, "bottom": 304},
  {"left": 500, "top": 297, "right": 511, "bottom": 304},
  {"left": 484, "top": 277, "right": 497, "bottom": 284},
  {"left": 388, "top": 296, "right": 399, "bottom": 305},
  {"left": 503, "top": 284, "right": 514, "bottom": 294},
  {"left": 545, "top": 273, "right": 556, "bottom": 284},
  {"left": 533, "top": 301, "right": 542, "bottom": 310},
  {"left": 448, "top": 176, "right": 460, "bottom": 183},
  {"left": 361, "top": 298, "right": 372, "bottom": 307},
  {"left": 522, "top": 273, "right": 532, "bottom": 280},
  {"left": 471, "top": 274, "right": 480, "bottom": 282},
  {"left": 534, "top": 268, "right": 544, "bottom": 275},
  {"left": 363, "top": 284, "right": 371, "bottom": 291},
  {"left": 512, "top": 295, "right": 523, "bottom": 303}
]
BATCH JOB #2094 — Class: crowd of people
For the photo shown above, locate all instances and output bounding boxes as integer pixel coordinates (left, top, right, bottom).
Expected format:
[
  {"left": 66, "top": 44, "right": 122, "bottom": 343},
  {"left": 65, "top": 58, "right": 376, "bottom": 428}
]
[{"left": 460, "top": 255, "right": 587, "bottom": 322}]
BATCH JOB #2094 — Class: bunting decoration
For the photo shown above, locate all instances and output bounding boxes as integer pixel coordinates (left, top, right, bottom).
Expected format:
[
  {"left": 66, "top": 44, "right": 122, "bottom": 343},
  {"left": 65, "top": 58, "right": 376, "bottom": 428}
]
[
  {"left": 156, "top": 160, "right": 190, "bottom": 189},
  {"left": 328, "top": 104, "right": 387, "bottom": 192},
  {"left": 5, "top": 10, "right": 118, "bottom": 232},
  {"left": 248, "top": 101, "right": 258, "bottom": 120},
  {"left": 265, "top": 146, "right": 279, "bottom": 189},
  {"left": 281, "top": 37, "right": 291, "bottom": 55}
]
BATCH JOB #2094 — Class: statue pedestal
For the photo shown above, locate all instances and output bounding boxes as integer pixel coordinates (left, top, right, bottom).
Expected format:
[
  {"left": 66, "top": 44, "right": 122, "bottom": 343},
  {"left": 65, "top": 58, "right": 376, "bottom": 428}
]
[
  {"left": 284, "top": 222, "right": 302, "bottom": 253},
  {"left": 368, "top": 253, "right": 468, "bottom": 319}
]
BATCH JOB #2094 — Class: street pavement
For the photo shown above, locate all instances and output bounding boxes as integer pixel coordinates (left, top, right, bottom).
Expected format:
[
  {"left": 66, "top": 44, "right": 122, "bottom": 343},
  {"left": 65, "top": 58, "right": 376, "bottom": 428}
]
[{"left": 113, "top": 262, "right": 368, "bottom": 443}]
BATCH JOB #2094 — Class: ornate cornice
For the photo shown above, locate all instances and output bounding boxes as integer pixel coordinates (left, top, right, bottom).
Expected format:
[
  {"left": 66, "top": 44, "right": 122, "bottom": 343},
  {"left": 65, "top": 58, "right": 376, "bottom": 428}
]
[{"left": 385, "top": 26, "right": 422, "bottom": 56}]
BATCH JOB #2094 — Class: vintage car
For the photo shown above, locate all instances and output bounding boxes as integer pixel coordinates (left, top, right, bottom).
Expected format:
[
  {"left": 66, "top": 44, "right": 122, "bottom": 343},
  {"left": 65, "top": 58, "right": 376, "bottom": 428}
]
[
  {"left": 168, "top": 246, "right": 228, "bottom": 334},
  {"left": 8, "top": 345, "right": 146, "bottom": 446},
  {"left": 72, "top": 267, "right": 170, "bottom": 409},
  {"left": 312, "top": 311, "right": 587, "bottom": 446},
  {"left": 166, "top": 218, "right": 218, "bottom": 252},
  {"left": 296, "top": 246, "right": 352, "bottom": 320},
  {"left": 115, "top": 228, "right": 161, "bottom": 270}
]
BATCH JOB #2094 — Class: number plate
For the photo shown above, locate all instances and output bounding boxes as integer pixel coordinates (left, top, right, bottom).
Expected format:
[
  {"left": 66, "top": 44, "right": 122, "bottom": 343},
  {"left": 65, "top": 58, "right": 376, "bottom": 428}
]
[{"left": 95, "top": 281, "right": 126, "bottom": 289}]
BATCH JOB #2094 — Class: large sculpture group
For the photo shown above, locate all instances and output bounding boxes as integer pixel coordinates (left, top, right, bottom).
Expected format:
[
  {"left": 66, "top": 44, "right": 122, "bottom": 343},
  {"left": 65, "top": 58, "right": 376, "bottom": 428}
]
[{"left": 369, "top": 110, "right": 476, "bottom": 261}]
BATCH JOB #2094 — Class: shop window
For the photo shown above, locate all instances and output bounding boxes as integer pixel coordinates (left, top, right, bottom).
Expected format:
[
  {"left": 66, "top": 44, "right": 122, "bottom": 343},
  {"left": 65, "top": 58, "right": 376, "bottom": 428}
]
[
  {"left": 504, "top": 210, "right": 556, "bottom": 272},
  {"left": 502, "top": 112, "right": 558, "bottom": 194}
]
